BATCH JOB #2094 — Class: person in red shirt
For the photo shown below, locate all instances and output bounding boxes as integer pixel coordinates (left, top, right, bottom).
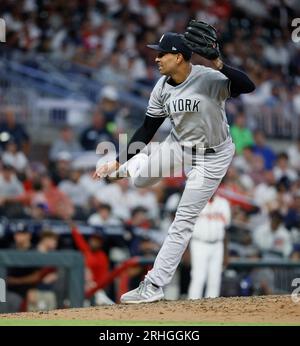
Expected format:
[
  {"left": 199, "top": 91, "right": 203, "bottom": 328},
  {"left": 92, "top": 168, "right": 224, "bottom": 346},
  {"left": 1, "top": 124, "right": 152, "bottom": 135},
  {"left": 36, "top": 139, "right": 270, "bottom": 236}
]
[{"left": 70, "top": 225, "right": 113, "bottom": 304}]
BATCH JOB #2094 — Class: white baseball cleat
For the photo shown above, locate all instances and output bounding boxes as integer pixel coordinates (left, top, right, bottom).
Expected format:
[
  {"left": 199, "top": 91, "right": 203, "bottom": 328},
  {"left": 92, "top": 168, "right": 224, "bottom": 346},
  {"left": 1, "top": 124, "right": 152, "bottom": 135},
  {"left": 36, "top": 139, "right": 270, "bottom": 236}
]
[{"left": 120, "top": 280, "right": 164, "bottom": 304}]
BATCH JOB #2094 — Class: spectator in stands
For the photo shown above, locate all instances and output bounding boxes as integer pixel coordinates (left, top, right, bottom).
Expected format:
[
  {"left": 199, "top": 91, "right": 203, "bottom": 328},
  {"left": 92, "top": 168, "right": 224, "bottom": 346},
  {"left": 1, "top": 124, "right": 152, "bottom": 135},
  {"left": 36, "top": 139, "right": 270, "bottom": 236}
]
[
  {"left": 248, "top": 154, "right": 266, "bottom": 186},
  {"left": 87, "top": 203, "right": 121, "bottom": 227},
  {"left": 6, "top": 223, "right": 40, "bottom": 310},
  {"left": 80, "top": 109, "right": 115, "bottom": 151},
  {"left": 95, "top": 52, "right": 128, "bottom": 88},
  {"left": 22, "top": 161, "right": 47, "bottom": 193},
  {"left": 126, "top": 206, "right": 152, "bottom": 231},
  {"left": 59, "top": 168, "right": 90, "bottom": 220},
  {"left": 135, "top": 235, "right": 160, "bottom": 258},
  {"left": 125, "top": 51, "right": 148, "bottom": 83},
  {"left": 94, "top": 179, "right": 131, "bottom": 220},
  {"left": 70, "top": 224, "right": 112, "bottom": 305},
  {"left": 0, "top": 107, "right": 30, "bottom": 154},
  {"left": 98, "top": 86, "right": 120, "bottom": 123},
  {"left": 1, "top": 137, "right": 28, "bottom": 173},
  {"left": 39, "top": 173, "right": 75, "bottom": 220},
  {"left": 230, "top": 112, "right": 254, "bottom": 155},
  {"left": 49, "top": 126, "right": 82, "bottom": 161},
  {"left": 274, "top": 177, "right": 294, "bottom": 216},
  {"left": 49, "top": 151, "right": 72, "bottom": 185},
  {"left": 0, "top": 163, "right": 25, "bottom": 217},
  {"left": 253, "top": 210, "right": 292, "bottom": 258},
  {"left": 125, "top": 206, "right": 153, "bottom": 257},
  {"left": 218, "top": 166, "right": 253, "bottom": 211},
  {"left": 124, "top": 207, "right": 160, "bottom": 292},
  {"left": 285, "top": 191, "right": 300, "bottom": 231},
  {"left": 249, "top": 210, "right": 290, "bottom": 295},
  {"left": 27, "top": 202, "right": 49, "bottom": 222},
  {"left": 24, "top": 171, "right": 47, "bottom": 207},
  {"left": 263, "top": 38, "right": 290, "bottom": 70},
  {"left": 287, "top": 137, "right": 300, "bottom": 173},
  {"left": 9, "top": 222, "right": 32, "bottom": 251},
  {"left": 27, "top": 231, "right": 59, "bottom": 312},
  {"left": 273, "top": 152, "right": 298, "bottom": 183},
  {"left": 290, "top": 245, "right": 300, "bottom": 261},
  {"left": 127, "top": 186, "right": 160, "bottom": 220},
  {"left": 229, "top": 227, "right": 260, "bottom": 260},
  {"left": 37, "top": 230, "right": 59, "bottom": 253},
  {"left": 253, "top": 170, "right": 278, "bottom": 212},
  {"left": 232, "top": 146, "right": 255, "bottom": 174},
  {"left": 252, "top": 130, "right": 276, "bottom": 170},
  {"left": 77, "top": 166, "right": 106, "bottom": 198}
]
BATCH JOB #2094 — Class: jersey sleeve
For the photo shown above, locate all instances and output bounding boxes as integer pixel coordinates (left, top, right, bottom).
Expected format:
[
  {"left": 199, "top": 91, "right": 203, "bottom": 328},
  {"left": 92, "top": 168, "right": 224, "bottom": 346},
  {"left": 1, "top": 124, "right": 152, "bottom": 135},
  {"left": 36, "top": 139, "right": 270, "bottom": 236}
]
[
  {"left": 205, "top": 70, "right": 231, "bottom": 101},
  {"left": 146, "top": 78, "right": 168, "bottom": 118}
]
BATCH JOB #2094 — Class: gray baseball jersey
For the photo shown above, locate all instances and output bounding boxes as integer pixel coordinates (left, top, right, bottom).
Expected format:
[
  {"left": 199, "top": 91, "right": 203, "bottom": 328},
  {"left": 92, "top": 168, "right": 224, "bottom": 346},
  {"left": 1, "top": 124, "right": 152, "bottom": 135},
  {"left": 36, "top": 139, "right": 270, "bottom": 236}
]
[{"left": 146, "top": 64, "right": 231, "bottom": 147}]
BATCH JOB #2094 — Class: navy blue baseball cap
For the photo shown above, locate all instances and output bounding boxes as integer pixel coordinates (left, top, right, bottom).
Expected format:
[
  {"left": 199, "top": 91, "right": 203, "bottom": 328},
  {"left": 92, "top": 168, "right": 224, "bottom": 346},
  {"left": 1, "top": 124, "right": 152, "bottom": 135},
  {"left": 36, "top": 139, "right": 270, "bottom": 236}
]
[
  {"left": 147, "top": 32, "right": 192, "bottom": 59},
  {"left": 13, "top": 222, "right": 30, "bottom": 233}
]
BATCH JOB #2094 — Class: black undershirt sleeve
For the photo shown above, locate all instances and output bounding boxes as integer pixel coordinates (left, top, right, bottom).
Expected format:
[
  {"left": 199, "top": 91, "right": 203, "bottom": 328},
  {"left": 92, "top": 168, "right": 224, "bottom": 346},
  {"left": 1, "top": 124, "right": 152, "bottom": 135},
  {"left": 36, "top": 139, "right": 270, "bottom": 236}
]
[
  {"left": 220, "top": 64, "right": 255, "bottom": 97},
  {"left": 116, "top": 115, "right": 166, "bottom": 163}
]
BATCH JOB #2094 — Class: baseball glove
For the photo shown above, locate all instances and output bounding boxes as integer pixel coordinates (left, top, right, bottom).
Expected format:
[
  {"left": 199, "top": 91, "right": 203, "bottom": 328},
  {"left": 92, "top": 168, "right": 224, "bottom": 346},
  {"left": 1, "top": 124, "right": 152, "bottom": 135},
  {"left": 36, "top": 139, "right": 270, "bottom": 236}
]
[{"left": 183, "top": 20, "right": 220, "bottom": 60}]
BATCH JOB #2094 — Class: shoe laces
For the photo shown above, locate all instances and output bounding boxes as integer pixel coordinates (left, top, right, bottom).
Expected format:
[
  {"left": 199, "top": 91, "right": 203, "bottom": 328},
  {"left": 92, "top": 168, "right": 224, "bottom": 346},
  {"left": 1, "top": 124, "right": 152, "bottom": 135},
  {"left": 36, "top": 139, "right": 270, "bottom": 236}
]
[
  {"left": 138, "top": 280, "right": 154, "bottom": 295},
  {"left": 137, "top": 281, "right": 146, "bottom": 294}
]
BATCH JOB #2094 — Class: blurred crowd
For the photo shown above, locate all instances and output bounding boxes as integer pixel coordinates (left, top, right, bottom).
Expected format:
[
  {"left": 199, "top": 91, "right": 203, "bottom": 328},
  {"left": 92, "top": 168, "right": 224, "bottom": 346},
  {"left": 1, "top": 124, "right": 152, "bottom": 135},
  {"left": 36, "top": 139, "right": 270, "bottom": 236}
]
[
  {"left": 0, "top": 0, "right": 300, "bottom": 311},
  {"left": 1, "top": 0, "right": 300, "bottom": 136}
]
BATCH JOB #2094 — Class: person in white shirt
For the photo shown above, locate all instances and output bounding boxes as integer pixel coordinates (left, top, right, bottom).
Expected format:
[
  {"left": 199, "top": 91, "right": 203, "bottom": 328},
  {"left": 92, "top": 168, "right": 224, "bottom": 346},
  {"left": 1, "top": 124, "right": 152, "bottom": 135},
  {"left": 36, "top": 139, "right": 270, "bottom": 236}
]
[
  {"left": 273, "top": 152, "right": 298, "bottom": 183},
  {"left": 253, "top": 170, "right": 278, "bottom": 212},
  {"left": 0, "top": 164, "right": 24, "bottom": 199},
  {"left": 93, "top": 179, "right": 131, "bottom": 221},
  {"left": 87, "top": 203, "right": 121, "bottom": 227},
  {"left": 188, "top": 194, "right": 231, "bottom": 299},
  {"left": 58, "top": 168, "right": 90, "bottom": 215},
  {"left": 127, "top": 187, "right": 159, "bottom": 220},
  {"left": 2, "top": 139, "right": 28, "bottom": 173},
  {"left": 253, "top": 210, "right": 292, "bottom": 258},
  {"left": 287, "top": 138, "right": 300, "bottom": 172}
]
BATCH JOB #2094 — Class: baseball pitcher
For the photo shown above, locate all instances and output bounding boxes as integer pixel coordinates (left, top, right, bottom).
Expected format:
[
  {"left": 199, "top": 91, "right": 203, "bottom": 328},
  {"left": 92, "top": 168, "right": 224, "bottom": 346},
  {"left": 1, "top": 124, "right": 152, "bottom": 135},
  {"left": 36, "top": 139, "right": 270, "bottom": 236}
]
[{"left": 93, "top": 20, "right": 255, "bottom": 303}]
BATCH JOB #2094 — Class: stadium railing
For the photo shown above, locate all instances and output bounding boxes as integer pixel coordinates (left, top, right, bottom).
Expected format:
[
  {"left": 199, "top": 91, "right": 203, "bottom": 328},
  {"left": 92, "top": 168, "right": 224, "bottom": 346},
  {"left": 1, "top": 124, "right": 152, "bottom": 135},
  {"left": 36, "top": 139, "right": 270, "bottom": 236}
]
[{"left": 0, "top": 250, "right": 84, "bottom": 308}]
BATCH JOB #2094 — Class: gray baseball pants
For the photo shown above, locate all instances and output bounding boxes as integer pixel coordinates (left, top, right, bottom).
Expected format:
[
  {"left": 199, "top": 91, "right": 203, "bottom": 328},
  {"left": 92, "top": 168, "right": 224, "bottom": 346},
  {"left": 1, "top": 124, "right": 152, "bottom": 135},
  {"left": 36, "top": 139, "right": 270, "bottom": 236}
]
[{"left": 129, "top": 133, "right": 235, "bottom": 287}]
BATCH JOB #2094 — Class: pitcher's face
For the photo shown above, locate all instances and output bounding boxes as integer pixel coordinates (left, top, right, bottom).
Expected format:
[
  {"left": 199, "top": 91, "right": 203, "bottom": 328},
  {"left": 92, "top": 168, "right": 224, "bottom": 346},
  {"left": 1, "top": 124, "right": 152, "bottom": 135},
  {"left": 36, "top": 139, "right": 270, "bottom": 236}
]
[{"left": 155, "top": 52, "right": 180, "bottom": 76}]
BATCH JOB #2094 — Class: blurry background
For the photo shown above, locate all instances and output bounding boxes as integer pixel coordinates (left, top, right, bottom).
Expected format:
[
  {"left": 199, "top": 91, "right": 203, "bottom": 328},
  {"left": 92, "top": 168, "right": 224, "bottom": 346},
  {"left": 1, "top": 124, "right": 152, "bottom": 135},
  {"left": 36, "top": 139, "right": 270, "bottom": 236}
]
[{"left": 0, "top": 0, "right": 300, "bottom": 312}]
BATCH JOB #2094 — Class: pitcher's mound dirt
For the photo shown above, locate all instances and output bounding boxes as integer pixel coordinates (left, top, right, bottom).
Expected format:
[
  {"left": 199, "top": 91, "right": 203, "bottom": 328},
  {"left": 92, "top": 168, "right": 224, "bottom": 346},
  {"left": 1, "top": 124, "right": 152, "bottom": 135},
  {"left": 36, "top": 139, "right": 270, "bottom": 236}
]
[{"left": 1, "top": 295, "right": 300, "bottom": 324}]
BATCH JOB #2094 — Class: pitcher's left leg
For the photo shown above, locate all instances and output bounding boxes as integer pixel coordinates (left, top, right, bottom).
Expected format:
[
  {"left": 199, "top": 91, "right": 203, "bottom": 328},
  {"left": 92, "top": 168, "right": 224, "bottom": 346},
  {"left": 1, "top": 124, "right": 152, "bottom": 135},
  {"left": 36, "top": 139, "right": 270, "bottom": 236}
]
[
  {"left": 146, "top": 173, "right": 221, "bottom": 287},
  {"left": 146, "top": 142, "right": 235, "bottom": 288}
]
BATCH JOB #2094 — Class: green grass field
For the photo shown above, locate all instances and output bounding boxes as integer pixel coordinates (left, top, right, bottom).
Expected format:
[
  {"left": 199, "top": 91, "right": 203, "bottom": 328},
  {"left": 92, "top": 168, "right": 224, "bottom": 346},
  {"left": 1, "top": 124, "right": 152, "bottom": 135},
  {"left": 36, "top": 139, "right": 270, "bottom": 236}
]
[{"left": 0, "top": 320, "right": 299, "bottom": 326}]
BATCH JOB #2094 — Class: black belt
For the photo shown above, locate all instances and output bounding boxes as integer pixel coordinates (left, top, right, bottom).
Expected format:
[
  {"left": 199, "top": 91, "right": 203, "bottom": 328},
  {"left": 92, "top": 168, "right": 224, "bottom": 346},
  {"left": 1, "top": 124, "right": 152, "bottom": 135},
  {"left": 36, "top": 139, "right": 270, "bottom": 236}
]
[
  {"left": 196, "top": 147, "right": 216, "bottom": 155},
  {"left": 181, "top": 146, "right": 216, "bottom": 155},
  {"left": 181, "top": 146, "right": 216, "bottom": 166}
]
